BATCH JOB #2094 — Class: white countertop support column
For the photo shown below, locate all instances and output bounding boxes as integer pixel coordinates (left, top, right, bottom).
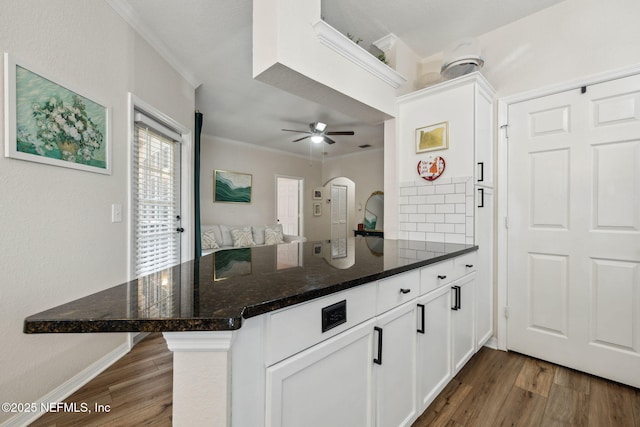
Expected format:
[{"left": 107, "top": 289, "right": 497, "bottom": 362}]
[{"left": 163, "top": 331, "right": 234, "bottom": 427}]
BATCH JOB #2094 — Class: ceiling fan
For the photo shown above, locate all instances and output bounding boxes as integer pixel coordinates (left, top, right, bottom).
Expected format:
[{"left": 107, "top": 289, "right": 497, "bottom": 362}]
[{"left": 281, "top": 122, "right": 355, "bottom": 145}]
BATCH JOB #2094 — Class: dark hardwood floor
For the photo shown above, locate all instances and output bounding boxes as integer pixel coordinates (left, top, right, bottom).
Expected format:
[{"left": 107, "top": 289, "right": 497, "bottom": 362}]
[{"left": 31, "top": 333, "right": 640, "bottom": 427}]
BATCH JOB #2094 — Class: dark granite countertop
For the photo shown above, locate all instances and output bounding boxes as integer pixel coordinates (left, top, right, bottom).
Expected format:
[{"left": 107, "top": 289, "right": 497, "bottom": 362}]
[{"left": 24, "top": 238, "right": 477, "bottom": 333}]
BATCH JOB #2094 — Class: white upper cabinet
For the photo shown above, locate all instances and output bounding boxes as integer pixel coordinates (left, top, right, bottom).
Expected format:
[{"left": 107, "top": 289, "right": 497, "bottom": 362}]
[{"left": 397, "top": 72, "right": 495, "bottom": 187}]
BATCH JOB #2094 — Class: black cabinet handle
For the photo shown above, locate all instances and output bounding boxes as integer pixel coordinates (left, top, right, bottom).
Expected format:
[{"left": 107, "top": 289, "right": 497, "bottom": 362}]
[
  {"left": 477, "top": 162, "right": 484, "bottom": 182},
  {"left": 451, "top": 286, "right": 461, "bottom": 311},
  {"left": 399, "top": 288, "right": 411, "bottom": 294},
  {"left": 457, "top": 286, "right": 462, "bottom": 310},
  {"left": 438, "top": 275, "right": 447, "bottom": 280},
  {"left": 465, "top": 264, "right": 474, "bottom": 268},
  {"left": 417, "top": 304, "right": 425, "bottom": 334},
  {"left": 373, "top": 327, "right": 383, "bottom": 365},
  {"left": 478, "top": 188, "right": 484, "bottom": 208},
  {"left": 176, "top": 227, "right": 185, "bottom": 233}
]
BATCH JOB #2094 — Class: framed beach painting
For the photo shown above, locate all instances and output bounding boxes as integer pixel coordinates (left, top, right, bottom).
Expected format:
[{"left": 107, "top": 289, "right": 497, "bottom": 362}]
[
  {"left": 4, "top": 53, "right": 111, "bottom": 174},
  {"left": 214, "top": 170, "right": 252, "bottom": 203},
  {"left": 415, "top": 121, "right": 448, "bottom": 153}
]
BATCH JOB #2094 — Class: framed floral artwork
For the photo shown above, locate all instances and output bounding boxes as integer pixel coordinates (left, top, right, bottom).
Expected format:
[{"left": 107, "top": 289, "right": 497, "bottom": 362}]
[
  {"left": 415, "top": 121, "right": 448, "bottom": 153},
  {"left": 4, "top": 53, "right": 111, "bottom": 174}
]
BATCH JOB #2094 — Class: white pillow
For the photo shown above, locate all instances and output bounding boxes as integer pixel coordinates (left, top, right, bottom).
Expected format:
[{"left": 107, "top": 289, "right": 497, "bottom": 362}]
[
  {"left": 219, "top": 225, "right": 234, "bottom": 247},
  {"left": 264, "top": 225, "right": 284, "bottom": 245},
  {"left": 252, "top": 226, "right": 265, "bottom": 245},
  {"left": 202, "top": 229, "right": 220, "bottom": 250},
  {"left": 231, "top": 226, "right": 256, "bottom": 247}
]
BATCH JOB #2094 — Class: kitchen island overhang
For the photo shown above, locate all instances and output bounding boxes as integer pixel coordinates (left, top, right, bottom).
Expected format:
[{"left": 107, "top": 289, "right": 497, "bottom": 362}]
[{"left": 24, "top": 238, "right": 478, "bottom": 427}]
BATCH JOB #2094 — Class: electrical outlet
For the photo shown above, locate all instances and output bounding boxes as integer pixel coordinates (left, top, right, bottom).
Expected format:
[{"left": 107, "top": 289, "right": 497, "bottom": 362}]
[{"left": 111, "top": 204, "right": 122, "bottom": 223}]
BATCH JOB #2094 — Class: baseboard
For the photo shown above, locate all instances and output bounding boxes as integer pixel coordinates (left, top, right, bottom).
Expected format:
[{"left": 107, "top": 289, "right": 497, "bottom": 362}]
[
  {"left": 1, "top": 341, "right": 131, "bottom": 427},
  {"left": 483, "top": 336, "right": 499, "bottom": 350}
]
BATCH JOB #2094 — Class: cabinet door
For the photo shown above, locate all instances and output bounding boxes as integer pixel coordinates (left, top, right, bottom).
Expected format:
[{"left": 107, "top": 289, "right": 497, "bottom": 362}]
[
  {"left": 451, "top": 274, "right": 476, "bottom": 374},
  {"left": 474, "top": 83, "right": 494, "bottom": 188},
  {"left": 374, "top": 301, "right": 417, "bottom": 427},
  {"left": 475, "top": 187, "right": 494, "bottom": 347},
  {"left": 266, "top": 320, "right": 375, "bottom": 427},
  {"left": 416, "top": 285, "right": 451, "bottom": 409}
]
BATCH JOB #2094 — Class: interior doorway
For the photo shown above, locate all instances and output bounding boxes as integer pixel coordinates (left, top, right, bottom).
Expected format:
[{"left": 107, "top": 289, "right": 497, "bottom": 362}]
[{"left": 276, "top": 176, "right": 302, "bottom": 236}]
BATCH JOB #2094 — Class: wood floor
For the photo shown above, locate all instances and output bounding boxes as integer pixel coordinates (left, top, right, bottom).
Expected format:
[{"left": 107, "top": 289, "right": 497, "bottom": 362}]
[{"left": 30, "top": 333, "right": 639, "bottom": 427}]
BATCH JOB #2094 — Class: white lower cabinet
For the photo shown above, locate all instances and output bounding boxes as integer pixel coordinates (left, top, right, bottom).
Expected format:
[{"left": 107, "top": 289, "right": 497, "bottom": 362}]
[
  {"left": 451, "top": 273, "right": 476, "bottom": 374},
  {"left": 266, "top": 319, "right": 376, "bottom": 427},
  {"left": 260, "top": 259, "right": 483, "bottom": 427},
  {"left": 416, "top": 285, "right": 452, "bottom": 409},
  {"left": 374, "top": 301, "right": 417, "bottom": 427}
]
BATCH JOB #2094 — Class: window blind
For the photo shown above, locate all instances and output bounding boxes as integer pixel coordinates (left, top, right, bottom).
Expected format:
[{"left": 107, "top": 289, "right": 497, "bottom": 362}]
[{"left": 133, "top": 115, "right": 181, "bottom": 277}]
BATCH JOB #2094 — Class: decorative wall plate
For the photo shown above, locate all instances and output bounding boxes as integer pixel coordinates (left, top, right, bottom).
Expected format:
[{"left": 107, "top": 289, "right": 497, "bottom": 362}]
[{"left": 417, "top": 156, "right": 446, "bottom": 181}]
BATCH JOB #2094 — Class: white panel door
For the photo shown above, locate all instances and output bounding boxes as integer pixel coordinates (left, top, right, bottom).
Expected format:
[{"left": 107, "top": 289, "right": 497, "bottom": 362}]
[
  {"left": 276, "top": 176, "right": 301, "bottom": 236},
  {"left": 507, "top": 74, "right": 640, "bottom": 388},
  {"left": 331, "top": 184, "right": 348, "bottom": 258}
]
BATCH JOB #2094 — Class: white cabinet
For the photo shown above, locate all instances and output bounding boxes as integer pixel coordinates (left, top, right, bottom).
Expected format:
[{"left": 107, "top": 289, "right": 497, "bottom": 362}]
[
  {"left": 475, "top": 187, "right": 493, "bottom": 347},
  {"left": 416, "top": 285, "right": 451, "bottom": 409},
  {"left": 374, "top": 301, "right": 417, "bottom": 427},
  {"left": 451, "top": 273, "right": 477, "bottom": 374},
  {"left": 266, "top": 319, "right": 376, "bottom": 427},
  {"left": 396, "top": 72, "right": 495, "bottom": 185}
]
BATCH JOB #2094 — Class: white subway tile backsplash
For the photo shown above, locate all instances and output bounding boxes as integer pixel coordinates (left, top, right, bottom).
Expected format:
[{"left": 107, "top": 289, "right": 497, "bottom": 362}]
[
  {"left": 426, "top": 194, "right": 445, "bottom": 204},
  {"left": 426, "top": 213, "right": 445, "bottom": 223},
  {"left": 417, "top": 204, "right": 435, "bottom": 214},
  {"left": 445, "top": 213, "right": 466, "bottom": 224},
  {"left": 445, "top": 194, "right": 465, "bottom": 204},
  {"left": 435, "top": 223, "right": 455, "bottom": 233},
  {"left": 409, "top": 195, "right": 426, "bottom": 205},
  {"left": 435, "top": 184, "right": 456, "bottom": 194},
  {"left": 417, "top": 185, "right": 435, "bottom": 195},
  {"left": 400, "top": 204, "right": 418, "bottom": 214},
  {"left": 426, "top": 232, "right": 445, "bottom": 242},
  {"left": 400, "top": 186, "right": 417, "bottom": 196},
  {"left": 436, "top": 204, "right": 455, "bottom": 214},
  {"left": 409, "top": 213, "right": 426, "bottom": 223},
  {"left": 417, "top": 222, "right": 435, "bottom": 232},
  {"left": 398, "top": 176, "right": 474, "bottom": 244}
]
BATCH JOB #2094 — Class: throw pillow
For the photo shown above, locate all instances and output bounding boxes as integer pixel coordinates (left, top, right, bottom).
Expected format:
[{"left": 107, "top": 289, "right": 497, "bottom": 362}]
[
  {"left": 264, "top": 226, "right": 284, "bottom": 245},
  {"left": 231, "top": 226, "right": 256, "bottom": 247},
  {"left": 202, "top": 229, "right": 220, "bottom": 250},
  {"left": 252, "top": 226, "right": 265, "bottom": 245},
  {"left": 219, "top": 225, "right": 234, "bottom": 247}
]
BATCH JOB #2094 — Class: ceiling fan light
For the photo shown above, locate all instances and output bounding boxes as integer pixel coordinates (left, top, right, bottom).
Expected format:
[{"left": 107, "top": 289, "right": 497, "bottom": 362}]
[
  {"left": 311, "top": 135, "right": 324, "bottom": 143},
  {"left": 314, "top": 122, "right": 327, "bottom": 132}
]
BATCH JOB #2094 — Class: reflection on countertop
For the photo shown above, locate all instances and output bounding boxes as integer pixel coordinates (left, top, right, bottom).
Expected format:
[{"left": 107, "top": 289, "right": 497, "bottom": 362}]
[{"left": 24, "top": 238, "right": 477, "bottom": 333}]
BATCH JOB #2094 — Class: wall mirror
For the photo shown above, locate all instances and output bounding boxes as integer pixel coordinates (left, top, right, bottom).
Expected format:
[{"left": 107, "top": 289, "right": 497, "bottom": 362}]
[{"left": 364, "top": 191, "right": 384, "bottom": 231}]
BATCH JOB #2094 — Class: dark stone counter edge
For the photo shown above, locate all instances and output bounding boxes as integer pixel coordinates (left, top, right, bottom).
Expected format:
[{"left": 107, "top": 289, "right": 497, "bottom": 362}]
[{"left": 24, "top": 246, "right": 477, "bottom": 334}]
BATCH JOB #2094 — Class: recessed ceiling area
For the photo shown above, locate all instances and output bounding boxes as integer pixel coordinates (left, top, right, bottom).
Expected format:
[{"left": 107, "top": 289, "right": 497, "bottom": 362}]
[{"left": 109, "top": 0, "right": 564, "bottom": 158}]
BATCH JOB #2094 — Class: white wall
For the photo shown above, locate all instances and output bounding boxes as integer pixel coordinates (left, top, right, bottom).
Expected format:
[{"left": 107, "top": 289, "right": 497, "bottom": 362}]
[
  {"left": 321, "top": 149, "right": 384, "bottom": 231},
  {"left": 418, "top": 0, "right": 640, "bottom": 96},
  {"left": 200, "top": 135, "right": 325, "bottom": 241},
  {"left": 0, "top": 1, "right": 194, "bottom": 423}
]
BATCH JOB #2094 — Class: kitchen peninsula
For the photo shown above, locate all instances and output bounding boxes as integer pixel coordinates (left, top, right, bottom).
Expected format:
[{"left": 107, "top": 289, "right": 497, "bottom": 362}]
[{"left": 25, "top": 237, "right": 482, "bottom": 427}]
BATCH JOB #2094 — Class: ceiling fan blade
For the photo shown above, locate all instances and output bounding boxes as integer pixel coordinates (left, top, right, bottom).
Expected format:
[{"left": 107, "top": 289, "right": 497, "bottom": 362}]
[
  {"left": 292, "top": 135, "right": 311, "bottom": 142},
  {"left": 282, "top": 129, "right": 310, "bottom": 134},
  {"left": 323, "top": 136, "right": 337, "bottom": 144},
  {"left": 326, "top": 131, "right": 355, "bottom": 135}
]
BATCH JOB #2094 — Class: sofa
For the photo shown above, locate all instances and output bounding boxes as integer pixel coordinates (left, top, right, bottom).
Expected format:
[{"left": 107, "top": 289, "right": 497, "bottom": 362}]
[{"left": 201, "top": 224, "right": 306, "bottom": 255}]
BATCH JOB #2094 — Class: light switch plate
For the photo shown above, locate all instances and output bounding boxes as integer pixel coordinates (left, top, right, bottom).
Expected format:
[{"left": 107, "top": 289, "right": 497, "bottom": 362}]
[{"left": 111, "top": 204, "right": 122, "bottom": 223}]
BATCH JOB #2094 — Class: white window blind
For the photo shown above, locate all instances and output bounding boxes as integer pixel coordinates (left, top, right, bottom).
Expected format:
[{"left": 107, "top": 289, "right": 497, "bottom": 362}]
[{"left": 133, "top": 113, "right": 181, "bottom": 276}]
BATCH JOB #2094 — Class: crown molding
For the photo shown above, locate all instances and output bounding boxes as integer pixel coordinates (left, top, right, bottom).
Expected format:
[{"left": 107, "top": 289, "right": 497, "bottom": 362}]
[
  {"left": 106, "top": 0, "right": 201, "bottom": 89},
  {"left": 372, "top": 34, "right": 398, "bottom": 52},
  {"left": 313, "top": 20, "right": 407, "bottom": 89}
]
